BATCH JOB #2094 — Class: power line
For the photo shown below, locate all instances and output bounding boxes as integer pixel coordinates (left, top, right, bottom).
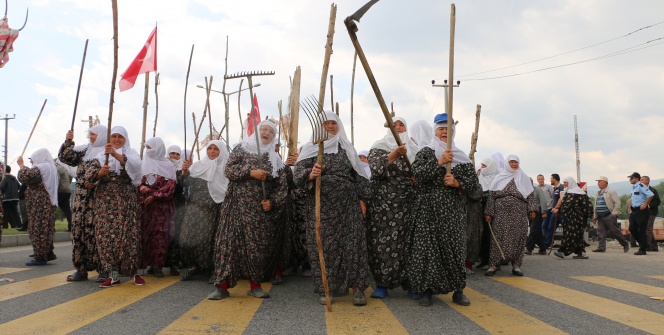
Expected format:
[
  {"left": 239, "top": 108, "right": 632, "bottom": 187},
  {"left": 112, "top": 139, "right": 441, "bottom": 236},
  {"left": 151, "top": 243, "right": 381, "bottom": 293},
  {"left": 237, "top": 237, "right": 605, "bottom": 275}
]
[{"left": 453, "top": 20, "right": 664, "bottom": 79}]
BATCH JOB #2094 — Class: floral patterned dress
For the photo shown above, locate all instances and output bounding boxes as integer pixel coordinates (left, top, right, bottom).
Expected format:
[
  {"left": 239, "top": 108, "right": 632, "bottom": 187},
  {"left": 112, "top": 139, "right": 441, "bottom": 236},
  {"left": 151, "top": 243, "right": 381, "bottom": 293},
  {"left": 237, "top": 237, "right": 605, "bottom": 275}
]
[
  {"left": 367, "top": 148, "right": 415, "bottom": 289},
  {"left": 178, "top": 175, "right": 220, "bottom": 272},
  {"left": 212, "top": 146, "right": 288, "bottom": 287},
  {"left": 17, "top": 166, "right": 56, "bottom": 261},
  {"left": 289, "top": 167, "right": 309, "bottom": 269},
  {"left": 294, "top": 144, "right": 372, "bottom": 296},
  {"left": 407, "top": 147, "right": 480, "bottom": 295},
  {"left": 85, "top": 159, "right": 141, "bottom": 275},
  {"left": 559, "top": 193, "right": 593, "bottom": 255},
  {"left": 268, "top": 165, "right": 295, "bottom": 274},
  {"left": 59, "top": 142, "right": 100, "bottom": 275},
  {"left": 167, "top": 169, "right": 187, "bottom": 267},
  {"left": 484, "top": 179, "right": 539, "bottom": 268},
  {"left": 139, "top": 175, "right": 176, "bottom": 269},
  {"left": 465, "top": 185, "right": 484, "bottom": 264}
]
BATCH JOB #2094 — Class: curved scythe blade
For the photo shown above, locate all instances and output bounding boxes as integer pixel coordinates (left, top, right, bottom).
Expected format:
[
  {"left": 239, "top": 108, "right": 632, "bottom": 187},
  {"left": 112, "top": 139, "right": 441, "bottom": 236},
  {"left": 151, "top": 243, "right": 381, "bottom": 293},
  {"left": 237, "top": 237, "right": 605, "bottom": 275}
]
[{"left": 349, "top": 0, "right": 380, "bottom": 22}]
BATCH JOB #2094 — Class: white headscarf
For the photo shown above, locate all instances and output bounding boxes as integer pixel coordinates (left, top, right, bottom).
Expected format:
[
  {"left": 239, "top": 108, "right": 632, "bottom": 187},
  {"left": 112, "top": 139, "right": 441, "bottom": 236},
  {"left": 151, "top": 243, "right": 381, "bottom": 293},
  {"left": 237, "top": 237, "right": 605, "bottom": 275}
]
[
  {"left": 370, "top": 116, "right": 420, "bottom": 163},
  {"left": 188, "top": 140, "right": 229, "bottom": 203},
  {"left": 142, "top": 137, "right": 177, "bottom": 185},
  {"left": 297, "top": 111, "right": 369, "bottom": 179},
  {"left": 358, "top": 149, "right": 371, "bottom": 178},
  {"left": 427, "top": 121, "right": 472, "bottom": 167},
  {"left": 479, "top": 157, "right": 500, "bottom": 191},
  {"left": 95, "top": 126, "right": 143, "bottom": 186},
  {"left": 166, "top": 144, "right": 183, "bottom": 170},
  {"left": 29, "top": 148, "right": 59, "bottom": 206},
  {"left": 409, "top": 120, "right": 433, "bottom": 150},
  {"left": 564, "top": 176, "right": 586, "bottom": 195},
  {"left": 241, "top": 120, "right": 284, "bottom": 177},
  {"left": 488, "top": 154, "right": 534, "bottom": 198},
  {"left": 490, "top": 152, "right": 506, "bottom": 173},
  {"left": 73, "top": 125, "right": 108, "bottom": 161}
]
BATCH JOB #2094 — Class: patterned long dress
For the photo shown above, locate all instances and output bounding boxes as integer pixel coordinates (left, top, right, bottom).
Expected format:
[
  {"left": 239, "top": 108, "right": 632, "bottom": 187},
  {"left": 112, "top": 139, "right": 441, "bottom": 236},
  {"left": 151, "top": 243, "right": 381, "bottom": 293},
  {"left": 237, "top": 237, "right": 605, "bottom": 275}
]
[
  {"left": 484, "top": 179, "right": 539, "bottom": 268},
  {"left": 178, "top": 175, "right": 220, "bottom": 272},
  {"left": 167, "top": 170, "right": 187, "bottom": 267},
  {"left": 466, "top": 185, "right": 484, "bottom": 264},
  {"left": 289, "top": 167, "right": 309, "bottom": 269},
  {"left": 17, "top": 167, "right": 56, "bottom": 262},
  {"left": 85, "top": 159, "right": 141, "bottom": 275},
  {"left": 139, "top": 175, "right": 176, "bottom": 269},
  {"left": 212, "top": 146, "right": 288, "bottom": 287},
  {"left": 559, "top": 193, "right": 593, "bottom": 255},
  {"left": 407, "top": 147, "right": 480, "bottom": 295},
  {"left": 59, "top": 142, "right": 99, "bottom": 275},
  {"left": 367, "top": 148, "right": 415, "bottom": 289},
  {"left": 268, "top": 165, "right": 294, "bottom": 274},
  {"left": 294, "top": 144, "right": 372, "bottom": 296}
]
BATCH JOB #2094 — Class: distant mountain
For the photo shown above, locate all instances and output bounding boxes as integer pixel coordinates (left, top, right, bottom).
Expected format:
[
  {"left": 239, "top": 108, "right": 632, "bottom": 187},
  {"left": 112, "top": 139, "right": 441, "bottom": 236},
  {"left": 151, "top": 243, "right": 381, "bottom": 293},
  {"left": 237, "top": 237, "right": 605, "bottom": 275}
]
[{"left": 585, "top": 178, "right": 663, "bottom": 196}]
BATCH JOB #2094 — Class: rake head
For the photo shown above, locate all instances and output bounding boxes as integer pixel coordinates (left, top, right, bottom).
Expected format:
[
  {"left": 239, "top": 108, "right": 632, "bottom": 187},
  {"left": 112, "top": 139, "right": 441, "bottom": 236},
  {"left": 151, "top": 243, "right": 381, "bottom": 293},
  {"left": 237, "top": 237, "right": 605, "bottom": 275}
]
[
  {"left": 224, "top": 71, "right": 275, "bottom": 80},
  {"left": 301, "top": 95, "right": 328, "bottom": 144}
]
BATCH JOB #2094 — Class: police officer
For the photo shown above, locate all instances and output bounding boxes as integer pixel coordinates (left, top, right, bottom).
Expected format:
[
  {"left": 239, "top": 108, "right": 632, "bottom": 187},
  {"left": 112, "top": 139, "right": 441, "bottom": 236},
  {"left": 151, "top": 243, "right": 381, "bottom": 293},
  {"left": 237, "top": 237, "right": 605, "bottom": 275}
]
[{"left": 627, "top": 172, "right": 654, "bottom": 255}]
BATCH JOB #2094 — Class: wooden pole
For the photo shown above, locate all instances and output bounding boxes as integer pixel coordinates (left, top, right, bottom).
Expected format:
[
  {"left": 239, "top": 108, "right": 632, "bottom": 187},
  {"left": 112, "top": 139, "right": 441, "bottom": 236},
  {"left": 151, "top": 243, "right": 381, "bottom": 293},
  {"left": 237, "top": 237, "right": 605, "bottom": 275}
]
[
  {"left": 335, "top": 102, "right": 339, "bottom": 117},
  {"left": 70, "top": 39, "right": 89, "bottom": 131},
  {"left": 105, "top": 0, "right": 119, "bottom": 165},
  {"left": 287, "top": 67, "right": 301, "bottom": 157},
  {"left": 350, "top": 52, "right": 357, "bottom": 145},
  {"left": 237, "top": 79, "right": 244, "bottom": 138},
  {"left": 183, "top": 44, "right": 194, "bottom": 160},
  {"left": 191, "top": 112, "right": 202, "bottom": 160},
  {"left": 140, "top": 72, "right": 150, "bottom": 159},
  {"left": 445, "top": 4, "right": 456, "bottom": 173},
  {"left": 153, "top": 72, "right": 160, "bottom": 137},
  {"left": 191, "top": 94, "right": 209, "bottom": 160},
  {"left": 469, "top": 104, "right": 481, "bottom": 166},
  {"left": 330, "top": 74, "right": 334, "bottom": 112},
  {"left": 20, "top": 99, "right": 47, "bottom": 157},
  {"left": 277, "top": 100, "right": 283, "bottom": 156},
  {"left": 205, "top": 76, "right": 214, "bottom": 139},
  {"left": 223, "top": 36, "right": 230, "bottom": 150}
]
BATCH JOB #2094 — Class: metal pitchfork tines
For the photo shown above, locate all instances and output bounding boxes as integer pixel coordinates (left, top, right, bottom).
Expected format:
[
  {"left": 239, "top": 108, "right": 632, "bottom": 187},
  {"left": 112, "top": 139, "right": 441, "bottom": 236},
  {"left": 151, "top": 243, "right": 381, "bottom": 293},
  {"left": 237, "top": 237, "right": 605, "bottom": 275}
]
[{"left": 301, "top": 95, "right": 328, "bottom": 145}]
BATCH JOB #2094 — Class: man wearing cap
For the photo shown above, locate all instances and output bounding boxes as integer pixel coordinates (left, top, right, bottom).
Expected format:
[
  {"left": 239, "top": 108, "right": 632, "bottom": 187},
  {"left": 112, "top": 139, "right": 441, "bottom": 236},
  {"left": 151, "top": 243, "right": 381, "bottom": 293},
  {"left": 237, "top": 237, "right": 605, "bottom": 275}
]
[
  {"left": 640, "top": 176, "right": 660, "bottom": 252},
  {"left": 592, "top": 176, "right": 628, "bottom": 253},
  {"left": 628, "top": 172, "right": 654, "bottom": 255}
]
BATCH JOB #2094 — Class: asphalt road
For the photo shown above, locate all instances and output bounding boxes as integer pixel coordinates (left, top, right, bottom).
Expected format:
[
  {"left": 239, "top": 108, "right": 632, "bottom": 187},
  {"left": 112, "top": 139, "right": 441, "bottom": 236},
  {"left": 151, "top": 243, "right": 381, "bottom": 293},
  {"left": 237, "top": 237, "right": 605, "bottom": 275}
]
[{"left": 0, "top": 240, "right": 663, "bottom": 335}]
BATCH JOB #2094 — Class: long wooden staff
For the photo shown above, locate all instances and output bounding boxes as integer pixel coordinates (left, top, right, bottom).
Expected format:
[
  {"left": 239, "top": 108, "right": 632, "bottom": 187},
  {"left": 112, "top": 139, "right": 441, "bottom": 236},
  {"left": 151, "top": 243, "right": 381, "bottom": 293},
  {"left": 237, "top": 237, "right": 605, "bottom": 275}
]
[
  {"left": 287, "top": 67, "right": 301, "bottom": 157},
  {"left": 315, "top": 3, "right": 336, "bottom": 313},
  {"left": 140, "top": 72, "right": 150, "bottom": 159},
  {"left": 183, "top": 44, "right": 194, "bottom": 160},
  {"left": 445, "top": 4, "right": 456, "bottom": 172},
  {"left": 190, "top": 91, "right": 209, "bottom": 158},
  {"left": 105, "top": 0, "right": 119, "bottom": 165},
  {"left": 468, "top": 104, "right": 481, "bottom": 165},
  {"left": 192, "top": 112, "right": 201, "bottom": 160},
  {"left": 350, "top": 52, "right": 357, "bottom": 145},
  {"left": 205, "top": 76, "right": 214, "bottom": 138},
  {"left": 20, "top": 99, "right": 47, "bottom": 157},
  {"left": 69, "top": 39, "right": 89, "bottom": 131},
  {"left": 153, "top": 72, "right": 160, "bottom": 137}
]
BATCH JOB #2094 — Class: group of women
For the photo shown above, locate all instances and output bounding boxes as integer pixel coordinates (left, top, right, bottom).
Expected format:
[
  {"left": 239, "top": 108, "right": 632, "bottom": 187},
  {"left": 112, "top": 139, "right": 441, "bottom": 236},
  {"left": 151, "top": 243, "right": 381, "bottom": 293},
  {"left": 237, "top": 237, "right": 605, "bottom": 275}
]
[{"left": 15, "top": 110, "right": 591, "bottom": 308}]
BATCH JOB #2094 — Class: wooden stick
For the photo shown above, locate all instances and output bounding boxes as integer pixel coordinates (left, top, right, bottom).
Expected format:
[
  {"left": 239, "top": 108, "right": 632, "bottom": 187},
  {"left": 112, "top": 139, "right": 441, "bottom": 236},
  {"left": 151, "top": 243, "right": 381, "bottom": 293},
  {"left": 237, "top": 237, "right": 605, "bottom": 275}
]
[
  {"left": 468, "top": 104, "right": 481, "bottom": 166},
  {"left": 105, "top": 0, "right": 119, "bottom": 165},
  {"left": 487, "top": 218, "right": 506, "bottom": 260},
  {"left": 153, "top": 72, "right": 160, "bottom": 137},
  {"left": 335, "top": 102, "right": 339, "bottom": 117},
  {"left": 191, "top": 112, "right": 202, "bottom": 161},
  {"left": 20, "top": 99, "right": 47, "bottom": 157},
  {"left": 237, "top": 79, "right": 245, "bottom": 138},
  {"left": 190, "top": 94, "right": 209, "bottom": 159},
  {"left": 330, "top": 74, "right": 334, "bottom": 112},
  {"left": 277, "top": 100, "right": 282, "bottom": 151},
  {"left": 350, "top": 52, "right": 357, "bottom": 145},
  {"left": 223, "top": 36, "right": 230, "bottom": 150},
  {"left": 205, "top": 76, "right": 214, "bottom": 139},
  {"left": 140, "top": 72, "right": 150, "bottom": 159},
  {"left": 70, "top": 39, "right": 89, "bottom": 131},
  {"left": 445, "top": 4, "right": 456, "bottom": 172},
  {"left": 287, "top": 67, "right": 301, "bottom": 157},
  {"left": 183, "top": 44, "right": 194, "bottom": 161}
]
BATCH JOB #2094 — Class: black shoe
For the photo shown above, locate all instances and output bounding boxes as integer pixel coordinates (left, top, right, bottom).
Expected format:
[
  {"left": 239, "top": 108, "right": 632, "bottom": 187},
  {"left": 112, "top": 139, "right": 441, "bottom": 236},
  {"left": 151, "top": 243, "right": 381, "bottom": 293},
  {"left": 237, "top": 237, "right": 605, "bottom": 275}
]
[
  {"left": 512, "top": 269, "right": 524, "bottom": 276},
  {"left": 47, "top": 253, "right": 57, "bottom": 261},
  {"left": 634, "top": 251, "right": 647, "bottom": 255},
  {"left": 419, "top": 292, "right": 433, "bottom": 307},
  {"left": 583, "top": 241, "right": 591, "bottom": 247},
  {"left": 591, "top": 249, "right": 604, "bottom": 253},
  {"left": 572, "top": 255, "right": 589, "bottom": 259},
  {"left": 623, "top": 244, "right": 630, "bottom": 253},
  {"left": 452, "top": 291, "right": 470, "bottom": 306}
]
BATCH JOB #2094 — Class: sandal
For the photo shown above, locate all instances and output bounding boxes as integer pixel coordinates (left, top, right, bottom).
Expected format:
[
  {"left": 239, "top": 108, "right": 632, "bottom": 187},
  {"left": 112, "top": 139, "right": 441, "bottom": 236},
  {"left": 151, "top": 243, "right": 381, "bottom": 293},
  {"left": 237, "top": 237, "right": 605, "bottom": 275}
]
[{"left": 66, "top": 271, "right": 88, "bottom": 282}]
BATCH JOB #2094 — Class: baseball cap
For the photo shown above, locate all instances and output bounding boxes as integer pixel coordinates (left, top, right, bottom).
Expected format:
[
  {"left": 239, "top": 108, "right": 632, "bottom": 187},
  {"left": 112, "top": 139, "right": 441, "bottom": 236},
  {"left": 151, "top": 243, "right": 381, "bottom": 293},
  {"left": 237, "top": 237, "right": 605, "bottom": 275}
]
[
  {"left": 596, "top": 176, "right": 608, "bottom": 182},
  {"left": 433, "top": 113, "right": 454, "bottom": 124},
  {"left": 627, "top": 172, "right": 641, "bottom": 179}
]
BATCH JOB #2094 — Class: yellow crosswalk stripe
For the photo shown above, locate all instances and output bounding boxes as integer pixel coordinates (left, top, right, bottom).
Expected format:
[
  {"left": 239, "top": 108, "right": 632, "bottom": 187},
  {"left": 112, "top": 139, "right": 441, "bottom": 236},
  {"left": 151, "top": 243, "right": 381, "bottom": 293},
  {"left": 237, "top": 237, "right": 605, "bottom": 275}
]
[
  {"left": 0, "top": 275, "right": 179, "bottom": 335},
  {"left": 159, "top": 281, "right": 272, "bottom": 335},
  {"left": 0, "top": 271, "right": 72, "bottom": 302},
  {"left": 493, "top": 277, "right": 664, "bottom": 334},
  {"left": 442, "top": 287, "right": 568, "bottom": 334},
  {"left": 573, "top": 276, "right": 664, "bottom": 297},
  {"left": 325, "top": 288, "right": 408, "bottom": 335},
  {"left": 0, "top": 267, "right": 30, "bottom": 275},
  {"left": 648, "top": 275, "right": 664, "bottom": 281}
]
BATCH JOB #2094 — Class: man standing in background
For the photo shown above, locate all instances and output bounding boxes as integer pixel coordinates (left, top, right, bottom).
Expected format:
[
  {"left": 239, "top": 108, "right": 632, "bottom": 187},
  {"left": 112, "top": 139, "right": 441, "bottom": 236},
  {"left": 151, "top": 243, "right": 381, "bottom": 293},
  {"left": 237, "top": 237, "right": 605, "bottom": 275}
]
[
  {"left": 641, "top": 176, "right": 660, "bottom": 252},
  {"left": 628, "top": 172, "right": 654, "bottom": 255},
  {"left": 592, "top": 176, "right": 629, "bottom": 253}
]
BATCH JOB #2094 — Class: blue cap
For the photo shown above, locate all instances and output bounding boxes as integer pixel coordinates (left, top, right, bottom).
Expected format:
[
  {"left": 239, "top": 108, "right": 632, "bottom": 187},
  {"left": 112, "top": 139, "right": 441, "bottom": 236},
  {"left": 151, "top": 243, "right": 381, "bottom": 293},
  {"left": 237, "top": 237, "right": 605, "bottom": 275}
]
[{"left": 433, "top": 113, "right": 453, "bottom": 124}]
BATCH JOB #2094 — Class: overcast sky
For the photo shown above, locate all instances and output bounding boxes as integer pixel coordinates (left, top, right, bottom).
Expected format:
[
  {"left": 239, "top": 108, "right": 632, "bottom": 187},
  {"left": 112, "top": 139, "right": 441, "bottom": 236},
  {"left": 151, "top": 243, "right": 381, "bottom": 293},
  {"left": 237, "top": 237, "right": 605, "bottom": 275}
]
[{"left": 1, "top": 0, "right": 663, "bottom": 184}]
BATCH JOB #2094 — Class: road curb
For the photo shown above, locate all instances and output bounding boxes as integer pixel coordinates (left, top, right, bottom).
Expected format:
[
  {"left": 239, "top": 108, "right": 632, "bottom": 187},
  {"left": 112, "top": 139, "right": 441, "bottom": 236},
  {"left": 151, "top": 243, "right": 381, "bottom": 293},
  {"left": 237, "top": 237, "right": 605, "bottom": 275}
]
[{"left": 0, "top": 231, "right": 71, "bottom": 248}]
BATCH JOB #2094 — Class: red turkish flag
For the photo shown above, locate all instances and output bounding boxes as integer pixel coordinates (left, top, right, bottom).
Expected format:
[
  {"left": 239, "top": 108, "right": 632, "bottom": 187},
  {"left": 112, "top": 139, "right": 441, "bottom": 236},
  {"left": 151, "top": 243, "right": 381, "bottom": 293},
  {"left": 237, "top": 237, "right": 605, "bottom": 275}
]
[
  {"left": 118, "top": 27, "right": 157, "bottom": 92},
  {"left": 247, "top": 93, "right": 261, "bottom": 137}
]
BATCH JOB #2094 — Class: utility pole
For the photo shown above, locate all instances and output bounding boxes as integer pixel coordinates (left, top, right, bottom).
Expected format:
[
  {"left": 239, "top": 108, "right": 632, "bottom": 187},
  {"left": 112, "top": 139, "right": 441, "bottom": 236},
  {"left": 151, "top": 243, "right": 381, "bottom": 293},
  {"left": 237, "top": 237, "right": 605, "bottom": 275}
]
[
  {"left": 574, "top": 115, "right": 581, "bottom": 183},
  {"left": 1, "top": 114, "right": 16, "bottom": 165},
  {"left": 431, "top": 80, "right": 460, "bottom": 114}
]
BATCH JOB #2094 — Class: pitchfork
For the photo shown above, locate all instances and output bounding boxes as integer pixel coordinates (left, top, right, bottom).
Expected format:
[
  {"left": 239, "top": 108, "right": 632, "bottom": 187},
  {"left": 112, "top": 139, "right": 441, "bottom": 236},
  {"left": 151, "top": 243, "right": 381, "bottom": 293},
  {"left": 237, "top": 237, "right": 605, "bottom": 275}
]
[{"left": 301, "top": 95, "right": 332, "bottom": 311}]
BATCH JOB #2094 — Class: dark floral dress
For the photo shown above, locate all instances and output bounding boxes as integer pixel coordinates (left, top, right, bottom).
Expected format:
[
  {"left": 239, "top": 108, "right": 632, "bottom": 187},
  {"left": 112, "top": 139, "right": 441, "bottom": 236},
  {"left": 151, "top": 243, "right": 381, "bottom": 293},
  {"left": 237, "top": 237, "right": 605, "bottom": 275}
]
[
  {"left": 268, "top": 165, "right": 295, "bottom": 274},
  {"left": 178, "top": 175, "right": 220, "bottom": 272},
  {"left": 484, "top": 179, "right": 539, "bottom": 268},
  {"left": 167, "top": 170, "right": 187, "bottom": 267},
  {"left": 294, "top": 144, "right": 372, "bottom": 296},
  {"left": 465, "top": 185, "right": 484, "bottom": 264},
  {"left": 17, "top": 167, "right": 57, "bottom": 261},
  {"left": 139, "top": 175, "right": 176, "bottom": 269},
  {"left": 407, "top": 147, "right": 480, "bottom": 295},
  {"left": 289, "top": 167, "right": 309, "bottom": 269},
  {"left": 85, "top": 159, "right": 141, "bottom": 275},
  {"left": 559, "top": 193, "right": 593, "bottom": 255},
  {"left": 367, "top": 148, "right": 415, "bottom": 289},
  {"left": 212, "top": 146, "right": 288, "bottom": 287},
  {"left": 59, "top": 142, "right": 100, "bottom": 275}
]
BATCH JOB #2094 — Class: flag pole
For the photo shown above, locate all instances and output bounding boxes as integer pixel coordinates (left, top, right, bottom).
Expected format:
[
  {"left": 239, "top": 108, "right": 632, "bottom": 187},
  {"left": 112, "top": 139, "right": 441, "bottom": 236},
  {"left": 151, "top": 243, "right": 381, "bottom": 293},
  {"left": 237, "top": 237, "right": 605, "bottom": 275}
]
[
  {"left": 153, "top": 72, "right": 160, "bottom": 137},
  {"left": 105, "top": 0, "right": 119, "bottom": 165}
]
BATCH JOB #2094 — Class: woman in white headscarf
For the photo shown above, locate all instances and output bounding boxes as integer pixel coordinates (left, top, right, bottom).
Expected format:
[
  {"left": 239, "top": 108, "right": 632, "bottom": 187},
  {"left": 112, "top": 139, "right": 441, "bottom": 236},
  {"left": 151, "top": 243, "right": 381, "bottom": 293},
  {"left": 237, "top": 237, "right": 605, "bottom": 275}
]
[
  {"left": 476, "top": 156, "right": 500, "bottom": 269},
  {"left": 177, "top": 140, "right": 228, "bottom": 281},
  {"left": 164, "top": 144, "right": 185, "bottom": 276},
  {"left": 366, "top": 116, "right": 417, "bottom": 298},
  {"left": 293, "top": 111, "right": 372, "bottom": 306},
  {"left": 87, "top": 126, "right": 144, "bottom": 288},
  {"left": 138, "top": 137, "right": 177, "bottom": 277},
  {"left": 553, "top": 177, "right": 592, "bottom": 260},
  {"left": 408, "top": 120, "right": 433, "bottom": 151},
  {"left": 357, "top": 150, "right": 371, "bottom": 178},
  {"left": 59, "top": 125, "right": 108, "bottom": 281},
  {"left": 407, "top": 113, "right": 479, "bottom": 307},
  {"left": 484, "top": 154, "right": 539, "bottom": 277},
  {"left": 208, "top": 120, "right": 288, "bottom": 300},
  {"left": 17, "top": 149, "right": 59, "bottom": 266}
]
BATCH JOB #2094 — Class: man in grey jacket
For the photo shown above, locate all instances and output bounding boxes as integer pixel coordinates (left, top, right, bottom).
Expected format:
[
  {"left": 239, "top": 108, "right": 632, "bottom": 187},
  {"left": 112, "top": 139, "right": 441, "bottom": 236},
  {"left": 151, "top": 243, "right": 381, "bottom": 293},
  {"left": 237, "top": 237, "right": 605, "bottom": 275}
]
[
  {"left": 0, "top": 165, "right": 23, "bottom": 230},
  {"left": 592, "top": 176, "right": 629, "bottom": 253}
]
